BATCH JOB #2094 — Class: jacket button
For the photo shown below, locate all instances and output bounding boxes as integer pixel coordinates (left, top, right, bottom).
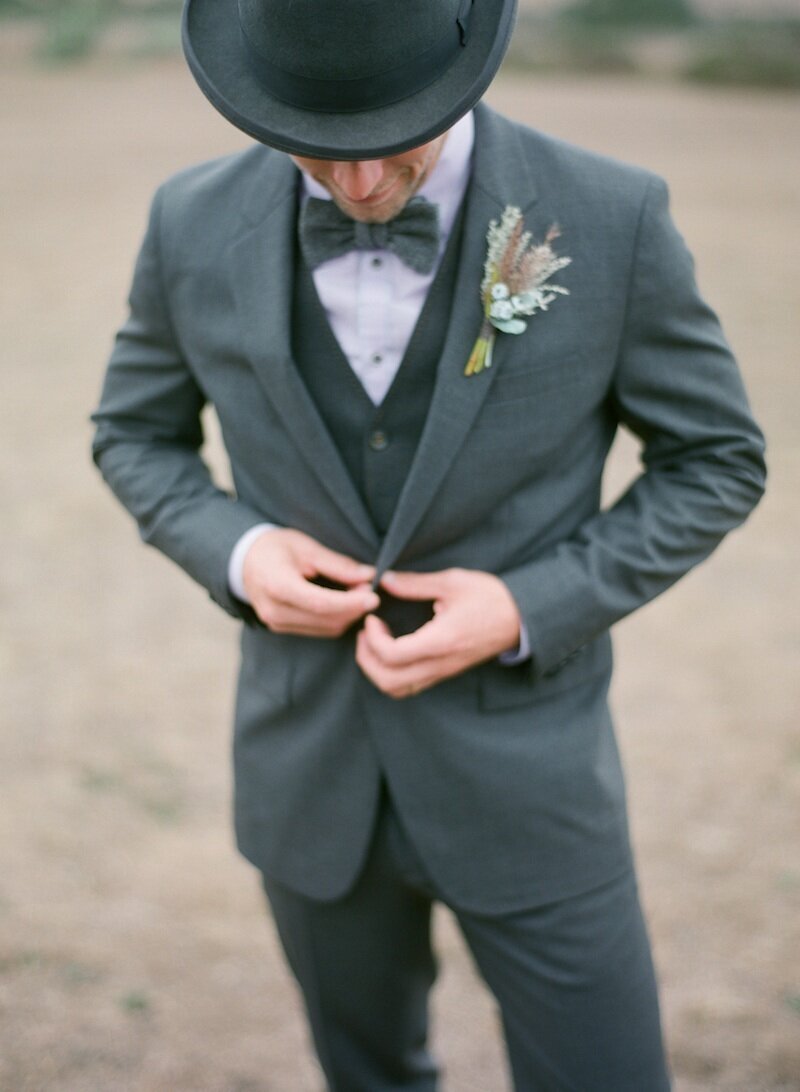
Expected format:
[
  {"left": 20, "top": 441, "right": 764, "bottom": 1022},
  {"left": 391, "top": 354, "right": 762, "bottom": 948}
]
[{"left": 368, "top": 429, "right": 389, "bottom": 451}]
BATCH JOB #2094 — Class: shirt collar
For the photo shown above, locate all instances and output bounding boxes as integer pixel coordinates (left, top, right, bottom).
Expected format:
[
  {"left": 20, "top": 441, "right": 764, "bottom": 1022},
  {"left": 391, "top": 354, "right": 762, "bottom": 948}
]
[{"left": 298, "top": 111, "right": 475, "bottom": 247}]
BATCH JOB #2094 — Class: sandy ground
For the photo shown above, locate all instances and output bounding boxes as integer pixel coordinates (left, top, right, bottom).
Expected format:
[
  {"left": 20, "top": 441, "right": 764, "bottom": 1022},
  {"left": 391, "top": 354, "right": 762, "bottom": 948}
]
[{"left": 1, "top": 50, "right": 798, "bottom": 1092}]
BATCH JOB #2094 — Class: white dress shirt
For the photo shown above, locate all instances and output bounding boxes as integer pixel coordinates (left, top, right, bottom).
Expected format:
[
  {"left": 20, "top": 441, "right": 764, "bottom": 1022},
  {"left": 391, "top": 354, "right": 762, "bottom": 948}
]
[
  {"left": 227, "top": 112, "right": 528, "bottom": 661},
  {"left": 301, "top": 110, "right": 474, "bottom": 405}
]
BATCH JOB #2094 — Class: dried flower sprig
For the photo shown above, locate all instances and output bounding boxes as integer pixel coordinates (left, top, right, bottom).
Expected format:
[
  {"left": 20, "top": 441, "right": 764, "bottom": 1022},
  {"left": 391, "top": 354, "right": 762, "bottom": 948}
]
[{"left": 465, "top": 206, "right": 572, "bottom": 376}]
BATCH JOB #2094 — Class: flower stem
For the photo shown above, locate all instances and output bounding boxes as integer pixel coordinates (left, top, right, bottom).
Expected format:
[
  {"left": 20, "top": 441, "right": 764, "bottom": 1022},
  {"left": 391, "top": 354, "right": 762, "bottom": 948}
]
[{"left": 464, "top": 322, "right": 495, "bottom": 376}]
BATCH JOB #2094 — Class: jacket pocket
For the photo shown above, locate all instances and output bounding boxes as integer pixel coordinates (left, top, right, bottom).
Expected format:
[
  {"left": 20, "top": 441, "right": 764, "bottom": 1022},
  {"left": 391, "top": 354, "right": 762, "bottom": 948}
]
[
  {"left": 478, "top": 633, "right": 612, "bottom": 712},
  {"left": 237, "top": 625, "right": 294, "bottom": 710}
]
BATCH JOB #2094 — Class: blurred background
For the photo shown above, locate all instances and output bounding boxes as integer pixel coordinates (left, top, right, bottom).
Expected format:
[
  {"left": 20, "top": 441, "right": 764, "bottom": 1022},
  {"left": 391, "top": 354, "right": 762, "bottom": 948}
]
[
  {"left": 3, "top": 0, "right": 800, "bottom": 87},
  {"left": 1, "top": 1, "right": 799, "bottom": 1089}
]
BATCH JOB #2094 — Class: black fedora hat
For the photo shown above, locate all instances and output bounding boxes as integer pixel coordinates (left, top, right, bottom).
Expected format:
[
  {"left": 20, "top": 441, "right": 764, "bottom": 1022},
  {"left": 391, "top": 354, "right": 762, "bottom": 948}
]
[{"left": 182, "top": 0, "right": 517, "bottom": 160}]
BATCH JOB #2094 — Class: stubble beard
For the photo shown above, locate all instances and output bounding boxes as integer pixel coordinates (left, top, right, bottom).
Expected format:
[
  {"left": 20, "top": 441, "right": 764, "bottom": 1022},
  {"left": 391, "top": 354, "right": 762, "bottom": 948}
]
[
  {"left": 330, "top": 174, "right": 420, "bottom": 224},
  {"left": 327, "top": 137, "right": 446, "bottom": 224}
]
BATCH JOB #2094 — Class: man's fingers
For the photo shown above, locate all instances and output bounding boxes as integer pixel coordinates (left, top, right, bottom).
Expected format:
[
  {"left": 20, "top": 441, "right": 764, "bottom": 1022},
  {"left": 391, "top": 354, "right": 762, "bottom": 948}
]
[
  {"left": 244, "top": 529, "right": 380, "bottom": 636},
  {"left": 362, "top": 611, "right": 450, "bottom": 667},
  {"left": 362, "top": 568, "right": 522, "bottom": 684},
  {"left": 258, "top": 591, "right": 375, "bottom": 635},
  {"left": 267, "top": 600, "right": 366, "bottom": 636},
  {"left": 356, "top": 625, "right": 436, "bottom": 699},
  {"left": 380, "top": 568, "right": 449, "bottom": 601},
  {"left": 362, "top": 613, "right": 394, "bottom": 641},
  {"left": 271, "top": 572, "right": 379, "bottom": 618},
  {"left": 306, "top": 544, "right": 376, "bottom": 588}
]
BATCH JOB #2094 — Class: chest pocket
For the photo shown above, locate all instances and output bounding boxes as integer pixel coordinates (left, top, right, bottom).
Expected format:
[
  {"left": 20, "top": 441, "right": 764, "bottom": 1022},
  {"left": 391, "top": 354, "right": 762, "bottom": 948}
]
[{"left": 474, "top": 349, "right": 603, "bottom": 434}]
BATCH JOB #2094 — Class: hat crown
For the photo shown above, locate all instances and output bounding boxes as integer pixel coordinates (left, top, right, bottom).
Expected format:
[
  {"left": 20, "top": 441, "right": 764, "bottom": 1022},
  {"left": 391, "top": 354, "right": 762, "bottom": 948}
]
[{"left": 238, "top": 0, "right": 462, "bottom": 80}]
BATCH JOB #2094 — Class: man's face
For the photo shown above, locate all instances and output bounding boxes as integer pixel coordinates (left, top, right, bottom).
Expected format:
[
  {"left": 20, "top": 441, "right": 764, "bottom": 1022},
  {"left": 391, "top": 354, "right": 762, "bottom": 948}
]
[{"left": 291, "top": 133, "right": 448, "bottom": 223}]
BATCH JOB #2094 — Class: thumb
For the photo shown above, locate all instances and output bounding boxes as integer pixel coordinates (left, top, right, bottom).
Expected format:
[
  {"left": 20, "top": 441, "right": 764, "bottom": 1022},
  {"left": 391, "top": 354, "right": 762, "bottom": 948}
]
[{"left": 380, "top": 568, "right": 447, "bottom": 602}]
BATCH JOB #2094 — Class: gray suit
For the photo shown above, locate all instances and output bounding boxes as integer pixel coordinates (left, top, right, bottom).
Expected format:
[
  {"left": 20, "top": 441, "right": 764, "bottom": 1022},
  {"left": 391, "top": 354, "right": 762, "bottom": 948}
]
[{"left": 93, "top": 103, "right": 765, "bottom": 1087}]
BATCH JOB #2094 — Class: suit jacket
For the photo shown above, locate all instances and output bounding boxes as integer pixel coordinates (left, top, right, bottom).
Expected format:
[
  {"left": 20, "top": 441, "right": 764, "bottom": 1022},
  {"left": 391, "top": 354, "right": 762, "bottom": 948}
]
[{"left": 92, "top": 104, "right": 766, "bottom": 913}]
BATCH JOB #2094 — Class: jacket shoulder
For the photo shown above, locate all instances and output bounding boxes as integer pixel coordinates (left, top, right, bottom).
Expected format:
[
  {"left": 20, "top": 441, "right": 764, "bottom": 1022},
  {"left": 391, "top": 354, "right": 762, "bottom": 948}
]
[
  {"left": 478, "top": 106, "right": 660, "bottom": 213},
  {"left": 159, "top": 144, "right": 272, "bottom": 200},
  {"left": 148, "top": 144, "right": 290, "bottom": 258},
  {"left": 518, "top": 119, "right": 659, "bottom": 206}
]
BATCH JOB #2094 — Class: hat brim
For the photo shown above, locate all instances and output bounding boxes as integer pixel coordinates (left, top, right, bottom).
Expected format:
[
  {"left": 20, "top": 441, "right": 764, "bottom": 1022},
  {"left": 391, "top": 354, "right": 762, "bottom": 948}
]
[{"left": 182, "top": 0, "right": 517, "bottom": 160}]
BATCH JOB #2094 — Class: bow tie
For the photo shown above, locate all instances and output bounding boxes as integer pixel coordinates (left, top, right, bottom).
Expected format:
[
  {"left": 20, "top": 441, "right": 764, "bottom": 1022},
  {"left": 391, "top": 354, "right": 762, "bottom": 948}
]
[{"left": 298, "top": 195, "right": 440, "bottom": 275}]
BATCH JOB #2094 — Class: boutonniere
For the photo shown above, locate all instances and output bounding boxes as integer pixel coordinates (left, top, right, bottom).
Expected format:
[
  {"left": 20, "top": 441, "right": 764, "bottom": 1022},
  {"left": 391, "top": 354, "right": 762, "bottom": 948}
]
[{"left": 465, "top": 206, "right": 572, "bottom": 376}]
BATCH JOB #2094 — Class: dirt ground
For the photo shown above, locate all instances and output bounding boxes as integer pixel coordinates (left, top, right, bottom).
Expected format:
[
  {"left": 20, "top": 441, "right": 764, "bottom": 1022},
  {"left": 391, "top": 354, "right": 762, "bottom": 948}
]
[{"left": 1, "top": 47, "right": 798, "bottom": 1092}]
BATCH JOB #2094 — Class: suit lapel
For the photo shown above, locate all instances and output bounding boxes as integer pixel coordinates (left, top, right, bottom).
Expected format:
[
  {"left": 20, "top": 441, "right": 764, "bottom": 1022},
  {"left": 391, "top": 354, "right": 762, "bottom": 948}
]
[
  {"left": 228, "top": 152, "right": 379, "bottom": 554},
  {"left": 375, "top": 106, "right": 540, "bottom": 575}
]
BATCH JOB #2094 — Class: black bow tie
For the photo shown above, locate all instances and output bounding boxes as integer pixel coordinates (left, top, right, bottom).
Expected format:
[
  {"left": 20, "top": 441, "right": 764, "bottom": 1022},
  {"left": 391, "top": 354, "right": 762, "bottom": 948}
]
[{"left": 298, "top": 195, "right": 440, "bottom": 275}]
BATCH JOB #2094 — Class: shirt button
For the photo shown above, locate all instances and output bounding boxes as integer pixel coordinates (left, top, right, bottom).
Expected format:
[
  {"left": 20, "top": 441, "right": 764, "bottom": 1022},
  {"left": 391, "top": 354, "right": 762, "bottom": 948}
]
[
  {"left": 368, "top": 429, "right": 389, "bottom": 451},
  {"left": 372, "top": 353, "right": 383, "bottom": 365},
  {"left": 371, "top": 257, "right": 383, "bottom": 269}
]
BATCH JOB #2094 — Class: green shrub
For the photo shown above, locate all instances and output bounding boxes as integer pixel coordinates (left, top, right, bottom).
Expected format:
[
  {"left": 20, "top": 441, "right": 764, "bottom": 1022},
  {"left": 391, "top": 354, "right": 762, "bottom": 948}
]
[
  {"left": 564, "top": 0, "right": 695, "bottom": 28},
  {"left": 504, "top": 21, "right": 638, "bottom": 76},
  {"left": 685, "top": 29, "right": 800, "bottom": 89},
  {"left": 38, "top": 1, "right": 111, "bottom": 61}
]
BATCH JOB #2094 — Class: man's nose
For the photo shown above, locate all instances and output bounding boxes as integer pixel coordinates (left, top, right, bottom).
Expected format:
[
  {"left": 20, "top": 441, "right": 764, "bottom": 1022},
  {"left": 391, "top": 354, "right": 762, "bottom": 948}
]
[{"left": 330, "top": 159, "right": 385, "bottom": 201}]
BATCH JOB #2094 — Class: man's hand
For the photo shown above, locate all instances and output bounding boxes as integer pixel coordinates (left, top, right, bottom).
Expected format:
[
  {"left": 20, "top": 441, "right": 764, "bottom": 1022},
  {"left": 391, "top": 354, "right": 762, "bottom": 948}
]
[
  {"left": 355, "top": 568, "right": 522, "bottom": 699},
  {"left": 243, "top": 529, "right": 379, "bottom": 637}
]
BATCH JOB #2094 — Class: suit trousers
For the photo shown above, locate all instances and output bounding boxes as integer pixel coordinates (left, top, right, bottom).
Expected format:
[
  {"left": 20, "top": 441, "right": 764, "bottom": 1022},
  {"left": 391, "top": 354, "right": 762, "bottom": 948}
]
[{"left": 262, "top": 786, "right": 671, "bottom": 1092}]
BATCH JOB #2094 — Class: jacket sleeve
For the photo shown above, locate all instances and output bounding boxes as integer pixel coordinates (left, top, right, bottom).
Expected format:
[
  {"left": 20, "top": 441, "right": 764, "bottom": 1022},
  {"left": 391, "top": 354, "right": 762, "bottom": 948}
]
[
  {"left": 91, "top": 184, "right": 265, "bottom": 618},
  {"left": 500, "top": 176, "right": 767, "bottom": 678}
]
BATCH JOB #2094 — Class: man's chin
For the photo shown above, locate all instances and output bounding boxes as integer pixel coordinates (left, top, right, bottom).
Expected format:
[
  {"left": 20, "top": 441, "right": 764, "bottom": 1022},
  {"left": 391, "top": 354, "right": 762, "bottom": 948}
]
[{"left": 333, "top": 189, "right": 413, "bottom": 224}]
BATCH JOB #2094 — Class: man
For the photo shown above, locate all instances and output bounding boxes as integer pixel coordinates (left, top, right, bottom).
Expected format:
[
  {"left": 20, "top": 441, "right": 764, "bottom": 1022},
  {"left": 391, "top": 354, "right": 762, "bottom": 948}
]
[{"left": 92, "top": 0, "right": 766, "bottom": 1088}]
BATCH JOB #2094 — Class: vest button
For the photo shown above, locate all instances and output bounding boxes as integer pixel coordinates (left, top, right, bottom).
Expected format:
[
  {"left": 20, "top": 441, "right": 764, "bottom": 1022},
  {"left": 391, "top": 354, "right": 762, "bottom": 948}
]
[{"left": 368, "top": 429, "right": 389, "bottom": 451}]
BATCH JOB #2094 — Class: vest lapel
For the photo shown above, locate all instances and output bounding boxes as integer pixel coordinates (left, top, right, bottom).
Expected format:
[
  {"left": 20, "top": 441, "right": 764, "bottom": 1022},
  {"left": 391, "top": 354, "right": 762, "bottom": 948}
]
[
  {"left": 375, "top": 105, "right": 540, "bottom": 576},
  {"left": 293, "top": 199, "right": 464, "bottom": 531},
  {"left": 228, "top": 153, "right": 379, "bottom": 554}
]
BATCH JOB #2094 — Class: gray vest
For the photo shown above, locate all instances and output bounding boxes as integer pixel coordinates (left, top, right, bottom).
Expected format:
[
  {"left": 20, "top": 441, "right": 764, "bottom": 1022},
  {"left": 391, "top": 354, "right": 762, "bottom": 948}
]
[{"left": 291, "top": 205, "right": 466, "bottom": 538}]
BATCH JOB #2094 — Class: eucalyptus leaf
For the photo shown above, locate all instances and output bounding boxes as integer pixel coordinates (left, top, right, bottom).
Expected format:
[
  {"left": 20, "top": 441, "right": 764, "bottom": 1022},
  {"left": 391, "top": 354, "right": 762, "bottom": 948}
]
[{"left": 490, "top": 317, "right": 528, "bottom": 335}]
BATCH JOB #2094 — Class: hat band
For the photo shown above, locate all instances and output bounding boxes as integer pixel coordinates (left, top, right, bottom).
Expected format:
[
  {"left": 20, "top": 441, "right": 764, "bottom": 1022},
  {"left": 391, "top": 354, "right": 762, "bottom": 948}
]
[{"left": 240, "top": 0, "right": 473, "bottom": 116}]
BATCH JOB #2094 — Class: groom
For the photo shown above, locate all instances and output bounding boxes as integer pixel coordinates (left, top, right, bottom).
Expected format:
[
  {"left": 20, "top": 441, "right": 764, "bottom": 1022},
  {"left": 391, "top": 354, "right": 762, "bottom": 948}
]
[{"left": 92, "top": 0, "right": 766, "bottom": 1088}]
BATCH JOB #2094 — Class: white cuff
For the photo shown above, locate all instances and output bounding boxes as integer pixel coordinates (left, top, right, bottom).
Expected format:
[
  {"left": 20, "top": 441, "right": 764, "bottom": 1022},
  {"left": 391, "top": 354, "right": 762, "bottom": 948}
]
[
  {"left": 228, "top": 523, "right": 278, "bottom": 603},
  {"left": 498, "top": 623, "right": 531, "bottom": 666}
]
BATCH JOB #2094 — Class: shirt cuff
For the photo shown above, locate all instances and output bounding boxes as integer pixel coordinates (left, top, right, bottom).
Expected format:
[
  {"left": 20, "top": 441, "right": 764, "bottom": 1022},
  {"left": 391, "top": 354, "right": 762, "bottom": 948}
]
[
  {"left": 498, "top": 623, "right": 531, "bottom": 666},
  {"left": 228, "top": 523, "right": 278, "bottom": 603}
]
